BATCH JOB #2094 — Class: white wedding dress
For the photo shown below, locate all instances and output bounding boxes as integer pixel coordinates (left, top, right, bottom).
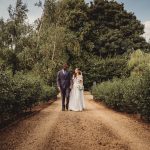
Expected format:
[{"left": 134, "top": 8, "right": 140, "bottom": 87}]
[{"left": 69, "top": 75, "right": 85, "bottom": 111}]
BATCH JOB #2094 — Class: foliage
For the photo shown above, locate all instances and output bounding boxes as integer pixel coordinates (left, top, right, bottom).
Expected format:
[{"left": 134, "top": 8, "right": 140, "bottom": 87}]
[
  {"left": 128, "top": 49, "right": 150, "bottom": 75},
  {"left": 1, "top": 0, "right": 149, "bottom": 88},
  {"left": 92, "top": 73, "right": 150, "bottom": 120},
  {"left": 92, "top": 50, "right": 150, "bottom": 120},
  {"left": 60, "top": 0, "right": 149, "bottom": 57},
  {"left": 41, "top": 85, "right": 57, "bottom": 102},
  {"left": 35, "top": 26, "right": 78, "bottom": 84},
  {"left": 0, "top": 71, "right": 58, "bottom": 124},
  {"left": 0, "top": 0, "right": 59, "bottom": 126},
  {"left": 39, "top": 0, "right": 149, "bottom": 88},
  {"left": 82, "top": 54, "right": 130, "bottom": 88},
  {"left": 0, "top": 72, "right": 14, "bottom": 122}
]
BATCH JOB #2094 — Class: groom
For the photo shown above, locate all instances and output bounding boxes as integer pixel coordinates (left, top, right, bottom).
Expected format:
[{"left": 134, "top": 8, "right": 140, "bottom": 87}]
[{"left": 57, "top": 64, "right": 71, "bottom": 111}]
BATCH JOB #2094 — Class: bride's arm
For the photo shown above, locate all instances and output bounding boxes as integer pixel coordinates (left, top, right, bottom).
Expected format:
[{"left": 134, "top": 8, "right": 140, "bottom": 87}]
[
  {"left": 79, "top": 75, "right": 83, "bottom": 84},
  {"left": 70, "top": 75, "right": 74, "bottom": 89}
]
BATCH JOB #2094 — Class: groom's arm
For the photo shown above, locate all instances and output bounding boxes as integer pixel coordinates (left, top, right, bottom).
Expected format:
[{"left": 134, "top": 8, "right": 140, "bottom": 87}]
[
  {"left": 69, "top": 72, "right": 73, "bottom": 89},
  {"left": 57, "top": 71, "right": 61, "bottom": 90}
]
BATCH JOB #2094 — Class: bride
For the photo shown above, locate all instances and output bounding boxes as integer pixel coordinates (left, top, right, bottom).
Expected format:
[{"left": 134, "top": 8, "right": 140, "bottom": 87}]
[{"left": 69, "top": 68, "right": 85, "bottom": 111}]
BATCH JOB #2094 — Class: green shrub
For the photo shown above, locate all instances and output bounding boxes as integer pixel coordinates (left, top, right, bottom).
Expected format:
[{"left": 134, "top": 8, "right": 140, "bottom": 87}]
[
  {"left": 13, "top": 73, "right": 43, "bottom": 112},
  {"left": 138, "top": 70, "right": 150, "bottom": 119},
  {"left": 41, "top": 85, "right": 57, "bottom": 102},
  {"left": 0, "top": 72, "right": 14, "bottom": 122},
  {"left": 92, "top": 70, "right": 150, "bottom": 120},
  {"left": 92, "top": 78, "right": 125, "bottom": 111},
  {"left": 0, "top": 71, "right": 58, "bottom": 125}
]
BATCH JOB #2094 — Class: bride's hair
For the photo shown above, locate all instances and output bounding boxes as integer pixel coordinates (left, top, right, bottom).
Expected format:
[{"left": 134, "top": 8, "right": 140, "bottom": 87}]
[{"left": 73, "top": 68, "right": 82, "bottom": 78}]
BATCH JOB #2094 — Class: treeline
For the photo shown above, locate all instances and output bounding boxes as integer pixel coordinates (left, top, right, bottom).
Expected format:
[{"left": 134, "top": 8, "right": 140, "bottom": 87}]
[
  {"left": 1, "top": 0, "right": 149, "bottom": 87},
  {"left": 35, "top": 0, "right": 150, "bottom": 88},
  {"left": 39, "top": 0, "right": 149, "bottom": 89}
]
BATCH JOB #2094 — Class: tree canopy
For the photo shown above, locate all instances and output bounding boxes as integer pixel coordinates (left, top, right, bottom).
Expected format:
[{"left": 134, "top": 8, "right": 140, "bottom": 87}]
[{"left": 0, "top": 0, "right": 150, "bottom": 87}]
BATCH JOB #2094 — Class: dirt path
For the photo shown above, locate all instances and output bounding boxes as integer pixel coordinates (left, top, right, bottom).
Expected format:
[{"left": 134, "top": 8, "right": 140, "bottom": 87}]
[{"left": 0, "top": 93, "right": 150, "bottom": 150}]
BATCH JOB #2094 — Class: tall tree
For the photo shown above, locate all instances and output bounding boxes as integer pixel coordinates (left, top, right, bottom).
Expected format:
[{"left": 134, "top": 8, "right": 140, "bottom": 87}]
[
  {"left": 12, "top": 0, "right": 150, "bottom": 88},
  {"left": 8, "top": 0, "right": 28, "bottom": 74},
  {"left": 60, "top": 0, "right": 149, "bottom": 57}
]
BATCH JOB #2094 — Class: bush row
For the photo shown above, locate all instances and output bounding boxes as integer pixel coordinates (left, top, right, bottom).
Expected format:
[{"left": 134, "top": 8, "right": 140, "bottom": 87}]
[
  {"left": 0, "top": 72, "right": 57, "bottom": 124},
  {"left": 92, "top": 69, "right": 150, "bottom": 121}
]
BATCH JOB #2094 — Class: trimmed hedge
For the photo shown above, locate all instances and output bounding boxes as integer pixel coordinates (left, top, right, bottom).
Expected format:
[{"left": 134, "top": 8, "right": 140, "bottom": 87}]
[
  {"left": 0, "top": 72, "right": 58, "bottom": 124},
  {"left": 41, "top": 85, "right": 57, "bottom": 102},
  {"left": 92, "top": 69, "right": 150, "bottom": 121}
]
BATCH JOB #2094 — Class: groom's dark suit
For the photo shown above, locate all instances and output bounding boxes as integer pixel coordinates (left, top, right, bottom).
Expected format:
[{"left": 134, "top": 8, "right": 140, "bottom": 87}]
[{"left": 57, "top": 69, "right": 71, "bottom": 110}]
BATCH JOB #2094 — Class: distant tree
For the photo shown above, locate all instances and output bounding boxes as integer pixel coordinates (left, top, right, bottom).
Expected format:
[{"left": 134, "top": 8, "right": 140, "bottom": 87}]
[
  {"left": 59, "top": 0, "right": 149, "bottom": 57},
  {"left": 0, "top": 0, "right": 35, "bottom": 74},
  {"left": 1, "top": 0, "right": 148, "bottom": 88},
  {"left": 7, "top": 0, "right": 29, "bottom": 74}
]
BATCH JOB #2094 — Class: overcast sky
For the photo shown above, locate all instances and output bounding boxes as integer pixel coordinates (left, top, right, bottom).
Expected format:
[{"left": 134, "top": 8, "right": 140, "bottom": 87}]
[{"left": 0, "top": 0, "right": 150, "bottom": 41}]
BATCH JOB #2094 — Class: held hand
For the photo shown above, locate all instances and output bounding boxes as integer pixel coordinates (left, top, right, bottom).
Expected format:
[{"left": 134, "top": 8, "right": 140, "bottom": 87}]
[
  {"left": 58, "top": 87, "right": 61, "bottom": 91},
  {"left": 69, "top": 87, "right": 72, "bottom": 91},
  {"left": 80, "top": 80, "right": 83, "bottom": 84},
  {"left": 69, "top": 85, "right": 73, "bottom": 91}
]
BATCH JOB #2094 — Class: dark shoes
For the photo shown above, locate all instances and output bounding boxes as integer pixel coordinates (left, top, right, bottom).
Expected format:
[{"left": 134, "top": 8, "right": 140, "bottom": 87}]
[
  {"left": 62, "top": 105, "right": 69, "bottom": 111},
  {"left": 66, "top": 105, "right": 69, "bottom": 111},
  {"left": 62, "top": 107, "right": 65, "bottom": 111}
]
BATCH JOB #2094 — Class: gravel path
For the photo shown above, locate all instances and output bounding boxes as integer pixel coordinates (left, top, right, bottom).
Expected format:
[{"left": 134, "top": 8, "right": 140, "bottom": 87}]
[{"left": 0, "top": 93, "right": 150, "bottom": 150}]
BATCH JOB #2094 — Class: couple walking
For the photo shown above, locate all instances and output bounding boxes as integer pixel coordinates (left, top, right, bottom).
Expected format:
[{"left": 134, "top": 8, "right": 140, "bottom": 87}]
[{"left": 57, "top": 64, "right": 85, "bottom": 111}]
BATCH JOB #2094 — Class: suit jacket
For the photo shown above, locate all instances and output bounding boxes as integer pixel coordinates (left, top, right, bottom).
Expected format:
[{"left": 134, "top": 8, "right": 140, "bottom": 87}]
[{"left": 57, "top": 70, "right": 71, "bottom": 90}]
